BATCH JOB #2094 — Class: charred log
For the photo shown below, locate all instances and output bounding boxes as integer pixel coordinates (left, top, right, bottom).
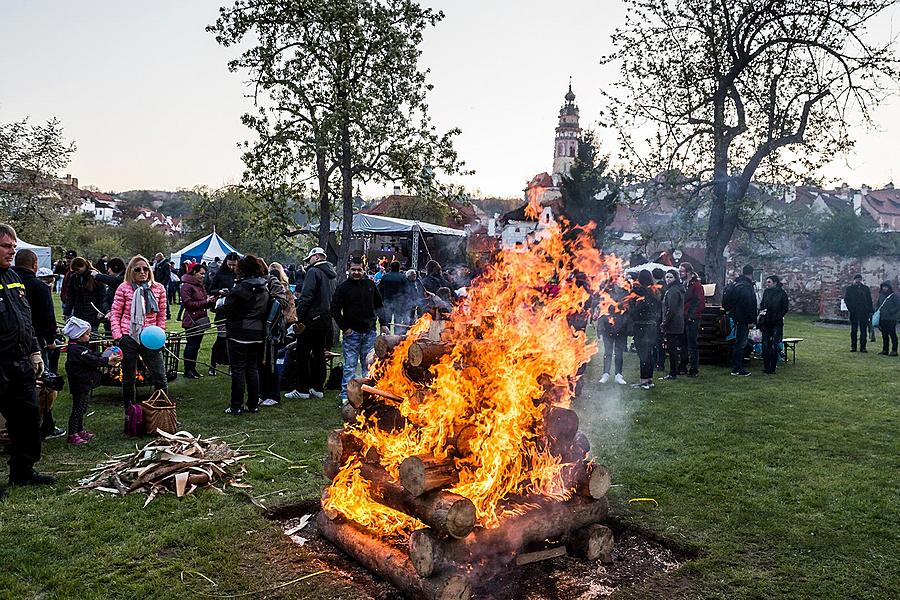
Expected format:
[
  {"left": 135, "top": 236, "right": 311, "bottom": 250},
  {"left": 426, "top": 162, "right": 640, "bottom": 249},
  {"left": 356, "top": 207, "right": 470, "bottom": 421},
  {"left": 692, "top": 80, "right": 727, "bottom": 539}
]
[
  {"left": 399, "top": 454, "right": 459, "bottom": 497},
  {"left": 374, "top": 334, "right": 405, "bottom": 359},
  {"left": 316, "top": 512, "right": 472, "bottom": 600},
  {"left": 567, "top": 523, "right": 614, "bottom": 563},
  {"left": 407, "top": 341, "right": 450, "bottom": 369}
]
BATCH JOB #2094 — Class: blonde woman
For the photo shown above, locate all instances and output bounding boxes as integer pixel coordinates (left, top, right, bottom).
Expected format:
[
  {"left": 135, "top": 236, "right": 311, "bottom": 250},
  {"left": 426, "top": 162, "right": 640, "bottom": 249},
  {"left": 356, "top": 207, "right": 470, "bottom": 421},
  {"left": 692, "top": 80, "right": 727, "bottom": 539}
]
[
  {"left": 109, "top": 255, "right": 168, "bottom": 406},
  {"left": 258, "top": 261, "right": 295, "bottom": 406}
]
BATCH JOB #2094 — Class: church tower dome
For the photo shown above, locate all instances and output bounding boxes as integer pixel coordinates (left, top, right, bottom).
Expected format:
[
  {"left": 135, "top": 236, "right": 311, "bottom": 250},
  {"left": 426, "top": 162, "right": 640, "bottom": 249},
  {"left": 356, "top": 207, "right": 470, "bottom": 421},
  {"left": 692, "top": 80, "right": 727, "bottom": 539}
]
[{"left": 552, "top": 80, "right": 582, "bottom": 179}]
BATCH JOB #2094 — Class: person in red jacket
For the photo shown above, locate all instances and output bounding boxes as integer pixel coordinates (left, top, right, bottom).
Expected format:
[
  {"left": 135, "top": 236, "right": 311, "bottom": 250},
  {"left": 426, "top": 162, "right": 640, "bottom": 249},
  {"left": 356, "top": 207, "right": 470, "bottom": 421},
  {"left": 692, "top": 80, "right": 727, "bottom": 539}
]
[{"left": 679, "top": 262, "right": 706, "bottom": 377}]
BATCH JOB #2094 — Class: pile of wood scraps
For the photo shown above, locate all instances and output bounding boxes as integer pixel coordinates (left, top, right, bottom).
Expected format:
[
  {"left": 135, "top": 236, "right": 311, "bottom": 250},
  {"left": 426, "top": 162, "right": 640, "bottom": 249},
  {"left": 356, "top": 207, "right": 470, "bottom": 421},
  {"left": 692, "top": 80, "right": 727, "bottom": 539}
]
[{"left": 77, "top": 430, "right": 251, "bottom": 506}]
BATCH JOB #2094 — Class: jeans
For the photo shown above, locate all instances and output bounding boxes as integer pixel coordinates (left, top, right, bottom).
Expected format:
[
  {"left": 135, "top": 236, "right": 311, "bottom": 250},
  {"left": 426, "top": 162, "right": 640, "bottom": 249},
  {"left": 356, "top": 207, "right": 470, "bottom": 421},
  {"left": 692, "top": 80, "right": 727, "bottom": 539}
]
[
  {"left": 680, "top": 319, "right": 700, "bottom": 374},
  {"left": 634, "top": 323, "right": 657, "bottom": 380},
  {"left": 341, "top": 330, "right": 377, "bottom": 399},
  {"left": 118, "top": 335, "right": 167, "bottom": 406},
  {"left": 296, "top": 327, "right": 328, "bottom": 393},
  {"left": 0, "top": 359, "right": 42, "bottom": 478},
  {"left": 665, "top": 332, "right": 683, "bottom": 377},
  {"left": 384, "top": 302, "right": 408, "bottom": 334},
  {"left": 879, "top": 320, "right": 898, "bottom": 354},
  {"left": 654, "top": 327, "right": 666, "bottom": 371},
  {"left": 850, "top": 315, "right": 869, "bottom": 350},
  {"left": 183, "top": 334, "right": 202, "bottom": 375},
  {"left": 601, "top": 332, "right": 627, "bottom": 375},
  {"left": 731, "top": 322, "right": 750, "bottom": 373},
  {"left": 761, "top": 323, "right": 784, "bottom": 374},
  {"left": 228, "top": 341, "right": 262, "bottom": 411}
]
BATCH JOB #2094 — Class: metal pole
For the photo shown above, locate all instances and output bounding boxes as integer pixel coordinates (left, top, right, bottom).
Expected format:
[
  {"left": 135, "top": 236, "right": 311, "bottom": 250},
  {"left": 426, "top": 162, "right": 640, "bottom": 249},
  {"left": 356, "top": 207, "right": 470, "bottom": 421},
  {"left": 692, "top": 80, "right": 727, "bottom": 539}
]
[{"left": 411, "top": 224, "right": 420, "bottom": 270}]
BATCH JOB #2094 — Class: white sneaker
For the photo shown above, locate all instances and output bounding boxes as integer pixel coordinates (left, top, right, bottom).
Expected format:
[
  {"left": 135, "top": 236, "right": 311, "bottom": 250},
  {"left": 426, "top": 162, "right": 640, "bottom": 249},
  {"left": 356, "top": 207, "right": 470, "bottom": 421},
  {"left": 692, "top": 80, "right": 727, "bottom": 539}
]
[
  {"left": 285, "top": 389, "right": 310, "bottom": 399},
  {"left": 599, "top": 373, "right": 610, "bottom": 384},
  {"left": 615, "top": 373, "right": 627, "bottom": 385},
  {"left": 308, "top": 389, "right": 324, "bottom": 399},
  {"left": 260, "top": 398, "right": 279, "bottom": 406}
]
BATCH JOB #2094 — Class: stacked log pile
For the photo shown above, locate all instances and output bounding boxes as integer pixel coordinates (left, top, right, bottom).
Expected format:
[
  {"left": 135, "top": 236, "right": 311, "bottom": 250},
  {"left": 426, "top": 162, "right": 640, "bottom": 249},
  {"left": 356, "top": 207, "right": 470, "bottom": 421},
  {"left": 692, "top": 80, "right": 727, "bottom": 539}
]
[{"left": 319, "top": 334, "right": 615, "bottom": 600}]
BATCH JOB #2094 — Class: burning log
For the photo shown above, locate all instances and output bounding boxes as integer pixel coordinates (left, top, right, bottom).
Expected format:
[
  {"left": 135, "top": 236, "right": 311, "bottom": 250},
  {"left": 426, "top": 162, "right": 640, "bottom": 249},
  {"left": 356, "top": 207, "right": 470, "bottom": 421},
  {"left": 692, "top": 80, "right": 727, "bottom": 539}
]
[
  {"left": 370, "top": 404, "right": 406, "bottom": 432},
  {"left": 562, "top": 461, "right": 611, "bottom": 499},
  {"left": 327, "top": 429, "right": 361, "bottom": 466},
  {"left": 359, "top": 464, "right": 475, "bottom": 539},
  {"left": 550, "top": 430, "right": 591, "bottom": 463},
  {"left": 543, "top": 405, "right": 579, "bottom": 442},
  {"left": 408, "top": 496, "right": 609, "bottom": 578},
  {"left": 452, "top": 424, "right": 477, "bottom": 456},
  {"left": 567, "top": 523, "right": 614, "bottom": 563},
  {"left": 317, "top": 512, "right": 472, "bottom": 600},
  {"left": 346, "top": 377, "right": 373, "bottom": 408},
  {"left": 323, "top": 457, "right": 340, "bottom": 480},
  {"left": 407, "top": 340, "right": 449, "bottom": 369},
  {"left": 374, "top": 334, "right": 406, "bottom": 359},
  {"left": 361, "top": 384, "right": 404, "bottom": 403},
  {"left": 341, "top": 402, "right": 360, "bottom": 423},
  {"left": 399, "top": 454, "right": 459, "bottom": 497}
]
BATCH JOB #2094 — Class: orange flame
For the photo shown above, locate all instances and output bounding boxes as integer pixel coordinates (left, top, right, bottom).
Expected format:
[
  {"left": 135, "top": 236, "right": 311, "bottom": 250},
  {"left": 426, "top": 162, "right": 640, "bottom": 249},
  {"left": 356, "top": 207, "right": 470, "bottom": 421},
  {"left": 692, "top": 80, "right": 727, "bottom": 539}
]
[{"left": 325, "top": 218, "right": 626, "bottom": 539}]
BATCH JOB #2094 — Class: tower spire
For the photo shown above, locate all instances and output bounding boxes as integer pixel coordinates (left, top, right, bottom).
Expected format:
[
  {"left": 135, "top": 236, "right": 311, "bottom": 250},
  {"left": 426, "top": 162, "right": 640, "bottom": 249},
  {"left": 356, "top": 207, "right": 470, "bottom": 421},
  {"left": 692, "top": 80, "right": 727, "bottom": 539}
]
[{"left": 553, "top": 80, "right": 581, "bottom": 178}]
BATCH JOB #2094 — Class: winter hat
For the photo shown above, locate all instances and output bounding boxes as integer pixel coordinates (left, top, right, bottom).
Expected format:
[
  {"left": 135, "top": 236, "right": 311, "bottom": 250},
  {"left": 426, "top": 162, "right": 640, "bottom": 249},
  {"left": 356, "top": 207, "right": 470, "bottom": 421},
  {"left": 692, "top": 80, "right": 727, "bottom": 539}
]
[
  {"left": 638, "top": 270, "right": 653, "bottom": 287},
  {"left": 63, "top": 316, "right": 91, "bottom": 340}
]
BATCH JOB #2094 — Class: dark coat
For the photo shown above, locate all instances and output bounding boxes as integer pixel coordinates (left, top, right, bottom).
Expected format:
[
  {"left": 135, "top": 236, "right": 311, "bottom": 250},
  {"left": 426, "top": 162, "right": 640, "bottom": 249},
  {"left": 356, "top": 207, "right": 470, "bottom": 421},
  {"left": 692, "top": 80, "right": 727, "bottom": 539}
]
[
  {"left": 661, "top": 281, "right": 686, "bottom": 335},
  {"left": 153, "top": 260, "right": 171, "bottom": 286},
  {"left": 723, "top": 275, "right": 758, "bottom": 325},
  {"left": 876, "top": 286, "right": 900, "bottom": 322},
  {"left": 64, "top": 272, "right": 106, "bottom": 327},
  {"left": 630, "top": 284, "right": 661, "bottom": 325},
  {"left": 378, "top": 271, "right": 408, "bottom": 306},
  {"left": 759, "top": 286, "right": 790, "bottom": 326},
  {"left": 422, "top": 273, "right": 450, "bottom": 294},
  {"left": 596, "top": 286, "right": 630, "bottom": 337},
  {"left": 95, "top": 272, "right": 124, "bottom": 314},
  {"left": 65, "top": 341, "right": 111, "bottom": 395},
  {"left": 207, "top": 266, "right": 236, "bottom": 295},
  {"left": 844, "top": 282, "right": 873, "bottom": 318},
  {"left": 0, "top": 267, "right": 39, "bottom": 361},
  {"left": 180, "top": 273, "right": 210, "bottom": 328},
  {"left": 12, "top": 266, "right": 56, "bottom": 346},
  {"left": 296, "top": 261, "right": 337, "bottom": 330},
  {"left": 222, "top": 276, "right": 269, "bottom": 342},
  {"left": 332, "top": 277, "right": 384, "bottom": 333}
]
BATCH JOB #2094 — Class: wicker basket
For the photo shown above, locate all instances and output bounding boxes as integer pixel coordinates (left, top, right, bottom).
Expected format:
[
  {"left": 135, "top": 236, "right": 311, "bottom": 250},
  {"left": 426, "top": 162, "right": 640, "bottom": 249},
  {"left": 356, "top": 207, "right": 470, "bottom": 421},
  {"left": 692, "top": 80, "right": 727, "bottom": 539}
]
[{"left": 142, "top": 390, "right": 178, "bottom": 435}]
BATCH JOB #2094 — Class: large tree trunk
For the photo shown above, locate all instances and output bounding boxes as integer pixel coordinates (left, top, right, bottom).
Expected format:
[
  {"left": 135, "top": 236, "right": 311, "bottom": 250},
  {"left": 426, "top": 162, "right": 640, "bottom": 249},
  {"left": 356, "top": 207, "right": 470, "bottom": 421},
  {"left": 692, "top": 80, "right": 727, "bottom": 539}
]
[
  {"left": 316, "top": 152, "right": 331, "bottom": 255},
  {"left": 337, "top": 120, "right": 354, "bottom": 283}
]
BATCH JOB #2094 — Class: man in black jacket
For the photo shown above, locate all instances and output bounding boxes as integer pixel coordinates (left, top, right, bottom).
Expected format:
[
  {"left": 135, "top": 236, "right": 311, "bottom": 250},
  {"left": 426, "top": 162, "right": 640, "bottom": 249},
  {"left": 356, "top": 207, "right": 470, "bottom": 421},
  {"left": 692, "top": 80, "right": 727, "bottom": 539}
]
[
  {"left": 723, "top": 264, "right": 758, "bottom": 376},
  {"left": 287, "top": 247, "right": 337, "bottom": 400},
  {"left": 0, "top": 223, "right": 56, "bottom": 496},
  {"left": 332, "top": 257, "right": 387, "bottom": 403},
  {"left": 93, "top": 257, "right": 125, "bottom": 337},
  {"left": 12, "top": 250, "right": 65, "bottom": 439},
  {"left": 844, "top": 274, "right": 873, "bottom": 353}
]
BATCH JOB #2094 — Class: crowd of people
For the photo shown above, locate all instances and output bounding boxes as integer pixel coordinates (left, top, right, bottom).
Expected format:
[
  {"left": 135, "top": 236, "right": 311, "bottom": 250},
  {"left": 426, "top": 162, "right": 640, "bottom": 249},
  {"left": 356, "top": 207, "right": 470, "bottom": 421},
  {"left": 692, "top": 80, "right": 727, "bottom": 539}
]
[{"left": 3, "top": 216, "right": 897, "bottom": 495}]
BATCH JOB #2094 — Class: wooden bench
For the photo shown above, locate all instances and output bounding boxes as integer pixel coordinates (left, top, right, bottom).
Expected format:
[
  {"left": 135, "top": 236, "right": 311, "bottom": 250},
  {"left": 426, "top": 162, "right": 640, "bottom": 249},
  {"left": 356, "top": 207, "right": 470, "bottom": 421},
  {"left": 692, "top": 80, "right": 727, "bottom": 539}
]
[{"left": 781, "top": 338, "right": 803, "bottom": 365}]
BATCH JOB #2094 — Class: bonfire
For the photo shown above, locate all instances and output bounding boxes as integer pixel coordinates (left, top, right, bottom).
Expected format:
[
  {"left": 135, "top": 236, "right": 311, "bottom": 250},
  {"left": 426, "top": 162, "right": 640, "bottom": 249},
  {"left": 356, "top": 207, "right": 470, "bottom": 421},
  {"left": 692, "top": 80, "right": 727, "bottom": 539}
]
[{"left": 319, "top": 214, "right": 624, "bottom": 600}]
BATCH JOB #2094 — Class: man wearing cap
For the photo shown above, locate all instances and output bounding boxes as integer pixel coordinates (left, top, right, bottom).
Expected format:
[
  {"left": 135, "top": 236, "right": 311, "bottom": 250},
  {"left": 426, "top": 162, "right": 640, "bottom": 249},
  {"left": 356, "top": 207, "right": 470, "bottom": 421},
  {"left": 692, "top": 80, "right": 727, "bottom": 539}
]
[
  {"left": 0, "top": 223, "right": 56, "bottom": 496},
  {"left": 13, "top": 250, "right": 65, "bottom": 439},
  {"left": 844, "top": 274, "right": 874, "bottom": 353},
  {"left": 286, "top": 247, "right": 337, "bottom": 400}
]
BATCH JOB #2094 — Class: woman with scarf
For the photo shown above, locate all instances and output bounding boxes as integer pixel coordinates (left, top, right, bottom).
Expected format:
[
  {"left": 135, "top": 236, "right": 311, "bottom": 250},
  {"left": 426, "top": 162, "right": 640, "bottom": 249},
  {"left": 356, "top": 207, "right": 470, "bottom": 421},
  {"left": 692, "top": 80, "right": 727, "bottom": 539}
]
[
  {"left": 109, "top": 255, "right": 168, "bottom": 406},
  {"left": 180, "top": 263, "right": 214, "bottom": 379}
]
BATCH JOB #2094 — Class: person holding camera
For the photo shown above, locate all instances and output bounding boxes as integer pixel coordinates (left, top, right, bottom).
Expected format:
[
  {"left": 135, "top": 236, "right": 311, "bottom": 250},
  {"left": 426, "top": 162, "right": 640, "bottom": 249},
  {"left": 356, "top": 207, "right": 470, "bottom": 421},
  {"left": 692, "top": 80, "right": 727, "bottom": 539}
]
[{"left": 0, "top": 223, "right": 55, "bottom": 496}]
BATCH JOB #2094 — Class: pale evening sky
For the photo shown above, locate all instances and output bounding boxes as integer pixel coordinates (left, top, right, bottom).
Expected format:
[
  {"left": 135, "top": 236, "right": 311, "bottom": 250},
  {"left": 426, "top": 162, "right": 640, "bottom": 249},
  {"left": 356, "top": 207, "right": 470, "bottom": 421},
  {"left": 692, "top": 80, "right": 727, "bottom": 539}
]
[{"left": 1, "top": 0, "right": 899, "bottom": 198}]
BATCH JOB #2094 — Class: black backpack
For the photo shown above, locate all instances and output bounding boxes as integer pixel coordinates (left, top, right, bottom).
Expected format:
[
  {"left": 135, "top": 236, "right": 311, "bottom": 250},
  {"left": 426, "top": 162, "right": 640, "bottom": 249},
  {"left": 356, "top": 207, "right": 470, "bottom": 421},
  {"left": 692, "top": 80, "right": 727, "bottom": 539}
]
[{"left": 265, "top": 295, "right": 287, "bottom": 345}]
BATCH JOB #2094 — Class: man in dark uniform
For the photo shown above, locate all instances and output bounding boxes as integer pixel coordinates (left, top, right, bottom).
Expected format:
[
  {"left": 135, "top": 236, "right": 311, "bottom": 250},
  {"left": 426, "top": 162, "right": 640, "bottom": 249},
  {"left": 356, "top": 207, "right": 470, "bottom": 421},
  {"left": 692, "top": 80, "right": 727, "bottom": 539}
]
[
  {"left": 0, "top": 223, "right": 56, "bottom": 498},
  {"left": 844, "top": 274, "right": 874, "bottom": 353}
]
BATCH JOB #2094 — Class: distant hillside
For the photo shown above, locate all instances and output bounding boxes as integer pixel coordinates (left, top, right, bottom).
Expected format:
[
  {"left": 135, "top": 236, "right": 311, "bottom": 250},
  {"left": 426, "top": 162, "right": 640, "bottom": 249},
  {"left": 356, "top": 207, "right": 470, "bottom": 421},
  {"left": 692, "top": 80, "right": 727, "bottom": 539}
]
[
  {"left": 117, "top": 189, "right": 199, "bottom": 218},
  {"left": 471, "top": 196, "right": 523, "bottom": 218}
]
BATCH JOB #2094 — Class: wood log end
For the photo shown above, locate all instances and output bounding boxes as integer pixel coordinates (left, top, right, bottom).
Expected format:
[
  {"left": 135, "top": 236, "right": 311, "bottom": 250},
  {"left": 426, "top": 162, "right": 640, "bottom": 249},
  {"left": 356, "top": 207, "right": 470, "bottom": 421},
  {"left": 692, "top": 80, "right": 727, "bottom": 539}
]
[
  {"left": 409, "top": 528, "right": 439, "bottom": 578},
  {"left": 586, "top": 463, "right": 611, "bottom": 499},
  {"left": 568, "top": 523, "right": 614, "bottom": 563},
  {"left": 445, "top": 497, "right": 476, "bottom": 539}
]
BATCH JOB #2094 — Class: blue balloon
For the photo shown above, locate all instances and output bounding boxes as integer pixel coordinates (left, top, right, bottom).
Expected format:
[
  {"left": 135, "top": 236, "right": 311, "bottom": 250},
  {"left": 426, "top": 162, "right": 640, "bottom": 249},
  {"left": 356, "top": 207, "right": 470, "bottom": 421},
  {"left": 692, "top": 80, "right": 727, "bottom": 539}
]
[{"left": 140, "top": 325, "right": 166, "bottom": 350}]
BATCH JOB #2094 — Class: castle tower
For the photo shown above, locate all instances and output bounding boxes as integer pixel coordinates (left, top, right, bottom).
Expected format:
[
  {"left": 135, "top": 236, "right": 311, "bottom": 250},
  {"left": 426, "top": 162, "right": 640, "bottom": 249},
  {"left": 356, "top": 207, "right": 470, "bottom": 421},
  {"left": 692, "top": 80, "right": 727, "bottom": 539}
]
[{"left": 552, "top": 81, "right": 582, "bottom": 179}]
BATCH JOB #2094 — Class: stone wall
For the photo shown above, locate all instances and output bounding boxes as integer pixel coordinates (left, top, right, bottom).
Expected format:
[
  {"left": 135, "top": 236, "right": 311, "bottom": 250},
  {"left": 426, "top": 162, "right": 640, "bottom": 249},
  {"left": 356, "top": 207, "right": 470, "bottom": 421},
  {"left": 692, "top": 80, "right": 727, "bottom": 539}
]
[{"left": 727, "top": 254, "right": 900, "bottom": 318}]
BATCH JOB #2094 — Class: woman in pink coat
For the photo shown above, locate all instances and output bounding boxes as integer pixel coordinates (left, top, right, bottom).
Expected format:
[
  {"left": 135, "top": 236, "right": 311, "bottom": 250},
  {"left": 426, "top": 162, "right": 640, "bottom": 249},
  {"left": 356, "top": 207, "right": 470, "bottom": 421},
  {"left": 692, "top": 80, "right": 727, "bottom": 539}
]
[{"left": 109, "top": 255, "right": 168, "bottom": 406}]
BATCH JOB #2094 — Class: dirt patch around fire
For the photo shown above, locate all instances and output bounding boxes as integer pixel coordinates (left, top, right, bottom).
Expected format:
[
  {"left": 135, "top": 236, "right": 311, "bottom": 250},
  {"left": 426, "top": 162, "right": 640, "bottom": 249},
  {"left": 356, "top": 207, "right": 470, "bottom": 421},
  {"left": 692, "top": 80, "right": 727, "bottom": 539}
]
[{"left": 268, "top": 502, "right": 698, "bottom": 600}]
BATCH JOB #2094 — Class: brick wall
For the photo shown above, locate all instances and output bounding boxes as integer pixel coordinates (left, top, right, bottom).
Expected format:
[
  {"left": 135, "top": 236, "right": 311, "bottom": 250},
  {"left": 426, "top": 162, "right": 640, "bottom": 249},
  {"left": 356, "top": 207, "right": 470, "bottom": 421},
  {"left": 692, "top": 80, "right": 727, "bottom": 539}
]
[{"left": 727, "top": 254, "right": 900, "bottom": 318}]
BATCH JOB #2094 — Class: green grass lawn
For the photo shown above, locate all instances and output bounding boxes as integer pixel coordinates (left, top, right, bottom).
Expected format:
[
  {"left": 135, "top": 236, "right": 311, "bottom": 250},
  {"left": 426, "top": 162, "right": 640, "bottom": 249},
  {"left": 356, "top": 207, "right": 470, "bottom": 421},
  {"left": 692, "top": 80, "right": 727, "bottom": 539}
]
[{"left": 1, "top": 313, "right": 897, "bottom": 599}]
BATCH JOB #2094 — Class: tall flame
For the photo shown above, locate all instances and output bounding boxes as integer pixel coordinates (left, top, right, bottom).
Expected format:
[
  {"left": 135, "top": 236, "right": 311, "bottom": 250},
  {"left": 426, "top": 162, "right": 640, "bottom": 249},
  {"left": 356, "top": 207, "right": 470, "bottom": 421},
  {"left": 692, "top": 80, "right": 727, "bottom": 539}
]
[{"left": 325, "top": 218, "right": 626, "bottom": 539}]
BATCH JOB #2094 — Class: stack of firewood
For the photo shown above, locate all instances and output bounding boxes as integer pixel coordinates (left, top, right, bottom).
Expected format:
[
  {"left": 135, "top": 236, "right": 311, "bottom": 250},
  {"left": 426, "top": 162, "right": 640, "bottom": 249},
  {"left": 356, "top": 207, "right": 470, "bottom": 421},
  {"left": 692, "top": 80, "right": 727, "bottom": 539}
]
[
  {"left": 319, "top": 334, "right": 615, "bottom": 600},
  {"left": 78, "top": 430, "right": 250, "bottom": 506}
]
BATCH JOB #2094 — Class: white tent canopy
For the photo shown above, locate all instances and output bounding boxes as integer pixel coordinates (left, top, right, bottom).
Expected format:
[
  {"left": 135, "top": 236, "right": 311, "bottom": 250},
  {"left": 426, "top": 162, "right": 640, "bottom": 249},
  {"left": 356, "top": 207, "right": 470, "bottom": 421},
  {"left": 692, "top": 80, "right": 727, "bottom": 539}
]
[
  {"left": 624, "top": 262, "right": 672, "bottom": 275},
  {"left": 170, "top": 232, "right": 240, "bottom": 266},
  {"left": 351, "top": 214, "right": 466, "bottom": 238},
  {"left": 16, "top": 239, "right": 52, "bottom": 270}
]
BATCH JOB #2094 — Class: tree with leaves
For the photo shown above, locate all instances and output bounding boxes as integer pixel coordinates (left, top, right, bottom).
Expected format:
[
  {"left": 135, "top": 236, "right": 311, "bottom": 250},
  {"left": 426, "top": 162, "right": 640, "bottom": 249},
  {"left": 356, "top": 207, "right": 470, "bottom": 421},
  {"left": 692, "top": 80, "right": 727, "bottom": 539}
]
[
  {"left": 0, "top": 117, "right": 77, "bottom": 242},
  {"left": 605, "top": 0, "right": 899, "bottom": 298},
  {"left": 810, "top": 207, "right": 882, "bottom": 257},
  {"left": 559, "top": 132, "right": 621, "bottom": 248},
  {"left": 208, "top": 0, "right": 465, "bottom": 276}
]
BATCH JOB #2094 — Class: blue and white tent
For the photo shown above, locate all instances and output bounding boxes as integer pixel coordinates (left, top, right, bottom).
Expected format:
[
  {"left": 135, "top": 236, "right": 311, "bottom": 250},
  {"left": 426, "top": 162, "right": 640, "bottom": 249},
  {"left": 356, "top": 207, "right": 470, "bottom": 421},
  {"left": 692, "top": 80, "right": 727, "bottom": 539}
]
[{"left": 170, "top": 232, "right": 240, "bottom": 266}]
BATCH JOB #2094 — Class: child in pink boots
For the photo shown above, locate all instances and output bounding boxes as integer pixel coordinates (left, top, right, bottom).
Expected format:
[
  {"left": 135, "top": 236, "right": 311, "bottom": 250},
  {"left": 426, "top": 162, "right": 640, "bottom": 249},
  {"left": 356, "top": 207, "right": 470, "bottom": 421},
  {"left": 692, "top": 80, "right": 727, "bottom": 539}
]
[{"left": 63, "top": 317, "right": 121, "bottom": 445}]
